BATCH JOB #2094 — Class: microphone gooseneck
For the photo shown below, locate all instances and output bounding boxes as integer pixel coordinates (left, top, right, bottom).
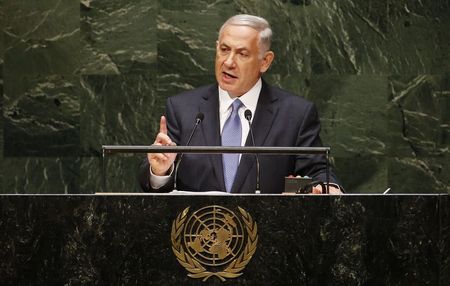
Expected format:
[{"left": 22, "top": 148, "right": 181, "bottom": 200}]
[
  {"left": 244, "top": 109, "right": 261, "bottom": 194},
  {"left": 173, "top": 112, "right": 204, "bottom": 191}
]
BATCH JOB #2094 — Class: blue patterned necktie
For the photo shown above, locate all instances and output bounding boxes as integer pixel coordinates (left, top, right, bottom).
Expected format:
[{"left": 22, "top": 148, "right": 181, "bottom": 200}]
[{"left": 221, "top": 99, "right": 243, "bottom": 192}]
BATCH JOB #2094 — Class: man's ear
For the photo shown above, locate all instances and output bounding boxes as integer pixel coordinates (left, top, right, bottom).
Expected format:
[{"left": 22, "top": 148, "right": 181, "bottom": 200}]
[{"left": 260, "top": 51, "right": 275, "bottom": 73}]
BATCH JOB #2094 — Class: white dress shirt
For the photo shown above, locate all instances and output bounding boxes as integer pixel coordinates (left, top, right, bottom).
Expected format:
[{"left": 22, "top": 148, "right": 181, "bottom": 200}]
[{"left": 218, "top": 78, "right": 261, "bottom": 145}]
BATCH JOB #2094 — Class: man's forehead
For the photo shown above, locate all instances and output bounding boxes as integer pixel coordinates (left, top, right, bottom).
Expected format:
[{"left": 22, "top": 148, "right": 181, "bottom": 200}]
[{"left": 218, "top": 26, "right": 259, "bottom": 48}]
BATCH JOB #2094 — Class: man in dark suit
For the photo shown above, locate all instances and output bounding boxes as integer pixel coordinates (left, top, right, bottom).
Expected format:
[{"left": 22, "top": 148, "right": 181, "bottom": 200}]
[{"left": 139, "top": 14, "right": 342, "bottom": 194}]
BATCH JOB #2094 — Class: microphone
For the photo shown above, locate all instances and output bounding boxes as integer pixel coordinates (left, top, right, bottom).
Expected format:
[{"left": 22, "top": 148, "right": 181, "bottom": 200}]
[
  {"left": 173, "top": 112, "right": 204, "bottom": 191},
  {"left": 244, "top": 109, "right": 261, "bottom": 194}
]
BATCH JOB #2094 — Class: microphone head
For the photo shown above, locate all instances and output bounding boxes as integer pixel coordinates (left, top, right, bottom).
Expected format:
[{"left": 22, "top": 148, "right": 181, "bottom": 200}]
[
  {"left": 244, "top": 109, "right": 252, "bottom": 120},
  {"left": 196, "top": 112, "right": 204, "bottom": 122}
]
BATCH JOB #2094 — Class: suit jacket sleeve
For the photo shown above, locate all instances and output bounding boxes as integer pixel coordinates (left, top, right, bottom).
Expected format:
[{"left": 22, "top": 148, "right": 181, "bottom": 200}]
[{"left": 294, "top": 102, "right": 339, "bottom": 185}]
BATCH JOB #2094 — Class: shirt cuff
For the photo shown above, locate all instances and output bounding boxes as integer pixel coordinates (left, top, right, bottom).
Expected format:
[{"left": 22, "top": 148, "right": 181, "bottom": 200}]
[
  {"left": 149, "top": 164, "right": 174, "bottom": 189},
  {"left": 326, "top": 183, "right": 344, "bottom": 193}
]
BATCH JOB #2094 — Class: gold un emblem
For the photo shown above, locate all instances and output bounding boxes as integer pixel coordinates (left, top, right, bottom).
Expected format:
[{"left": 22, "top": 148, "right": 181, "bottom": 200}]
[{"left": 171, "top": 205, "right": 258, "bottom": 281}]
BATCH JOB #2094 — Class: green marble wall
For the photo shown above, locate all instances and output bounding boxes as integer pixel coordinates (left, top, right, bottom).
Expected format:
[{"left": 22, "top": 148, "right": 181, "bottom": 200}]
[{"left": 1, "top": 0, "right": 449, "bottom": 194}]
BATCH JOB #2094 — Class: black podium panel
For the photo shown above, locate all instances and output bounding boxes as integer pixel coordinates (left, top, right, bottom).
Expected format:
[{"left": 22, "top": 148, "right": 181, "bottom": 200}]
[{"left": 0, "top": 194, "right": 449, "bottom": 285}]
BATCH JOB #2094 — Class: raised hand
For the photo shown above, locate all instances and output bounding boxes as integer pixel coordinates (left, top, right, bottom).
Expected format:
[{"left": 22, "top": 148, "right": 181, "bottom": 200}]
[{"left": 147, "top": 116, "right": 177, "bottom": 176}]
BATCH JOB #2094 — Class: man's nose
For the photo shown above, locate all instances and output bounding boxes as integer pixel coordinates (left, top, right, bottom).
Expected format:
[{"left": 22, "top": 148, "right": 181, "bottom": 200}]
[{"left": 224, "top": 53, "right": 236, "bottom": 67}]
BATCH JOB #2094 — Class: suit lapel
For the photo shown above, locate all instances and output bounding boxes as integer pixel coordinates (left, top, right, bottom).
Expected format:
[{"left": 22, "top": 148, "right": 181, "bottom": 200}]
[
  {"left": 199, "top": 85, "right": 226, "bottom": 191},
  {"left": 231, "top": 80, "right": 279, "bottom": 193}
]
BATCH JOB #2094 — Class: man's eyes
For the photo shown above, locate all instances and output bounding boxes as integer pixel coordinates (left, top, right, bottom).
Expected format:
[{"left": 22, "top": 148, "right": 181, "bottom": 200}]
[{"left": 218, "top": 47, "right": 250, "bottom": 58}]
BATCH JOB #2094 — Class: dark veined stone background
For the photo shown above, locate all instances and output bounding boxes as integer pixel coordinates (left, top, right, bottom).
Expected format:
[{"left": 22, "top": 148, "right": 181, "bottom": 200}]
[{"left": 1, "top": 0, "right": 449, "bottom": 194}]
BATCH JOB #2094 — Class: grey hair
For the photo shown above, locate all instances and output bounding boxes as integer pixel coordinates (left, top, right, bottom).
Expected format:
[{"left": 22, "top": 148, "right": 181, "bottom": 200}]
[{"left": 218, "top": 14, "right": 273, "bottom": 56}]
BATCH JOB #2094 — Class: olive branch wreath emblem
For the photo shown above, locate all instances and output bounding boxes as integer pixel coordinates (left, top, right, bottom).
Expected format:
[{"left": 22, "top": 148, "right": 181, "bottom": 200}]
[{"left": 171, "top": 206, "right": 258, "bottom": 282}]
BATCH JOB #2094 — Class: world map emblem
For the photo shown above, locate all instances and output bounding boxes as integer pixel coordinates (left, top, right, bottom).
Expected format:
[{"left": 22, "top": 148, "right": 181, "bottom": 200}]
[{"left": 171, "top": 205, "right": 258, "bottom": 281}]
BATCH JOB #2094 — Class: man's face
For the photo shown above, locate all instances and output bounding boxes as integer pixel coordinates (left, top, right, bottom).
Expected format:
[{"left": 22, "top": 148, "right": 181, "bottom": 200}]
[{"left": 215, "top": 25, "right": 274, "bottom": 97}]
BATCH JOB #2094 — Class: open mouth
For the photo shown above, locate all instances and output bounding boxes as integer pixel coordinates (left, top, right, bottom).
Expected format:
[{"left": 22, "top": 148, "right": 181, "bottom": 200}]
[{"left": 223, "top": 71, "right": 238, "bottom": 79}]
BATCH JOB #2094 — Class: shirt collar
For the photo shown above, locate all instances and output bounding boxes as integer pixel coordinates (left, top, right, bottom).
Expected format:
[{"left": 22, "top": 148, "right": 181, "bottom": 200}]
[{"left": 218, "top": 78, "right": 262, "bottom": 113}]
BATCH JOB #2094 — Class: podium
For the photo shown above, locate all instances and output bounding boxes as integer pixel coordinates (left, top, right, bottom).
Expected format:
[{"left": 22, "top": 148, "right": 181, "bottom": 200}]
[{"left": 0, "top": 194, "right": 448, "bottom": 285}]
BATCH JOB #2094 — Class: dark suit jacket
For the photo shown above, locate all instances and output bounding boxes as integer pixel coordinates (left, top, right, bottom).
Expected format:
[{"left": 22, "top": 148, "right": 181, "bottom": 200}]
[{"left": 138, "top": 80, "right": 339, "bottom": 193}]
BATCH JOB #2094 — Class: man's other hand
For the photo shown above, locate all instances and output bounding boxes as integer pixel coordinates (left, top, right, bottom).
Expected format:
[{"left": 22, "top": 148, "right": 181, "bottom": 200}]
[{"left": 312, "top": 184, "right": 342, "bottom": 195}]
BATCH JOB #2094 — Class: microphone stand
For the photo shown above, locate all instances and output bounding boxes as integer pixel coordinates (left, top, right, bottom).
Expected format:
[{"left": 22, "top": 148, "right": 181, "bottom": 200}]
[
  {"left": 245, "top": 110, "right": 261, "bottom": 194},
  {"left": 173, "top": 113, "right": 203, "bottom": 191}
]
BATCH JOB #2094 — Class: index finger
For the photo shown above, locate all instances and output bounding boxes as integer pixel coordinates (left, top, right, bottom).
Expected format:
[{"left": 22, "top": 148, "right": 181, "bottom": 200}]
[{"left": 159, "top": 115, "right": 168, "bottom": 135}]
